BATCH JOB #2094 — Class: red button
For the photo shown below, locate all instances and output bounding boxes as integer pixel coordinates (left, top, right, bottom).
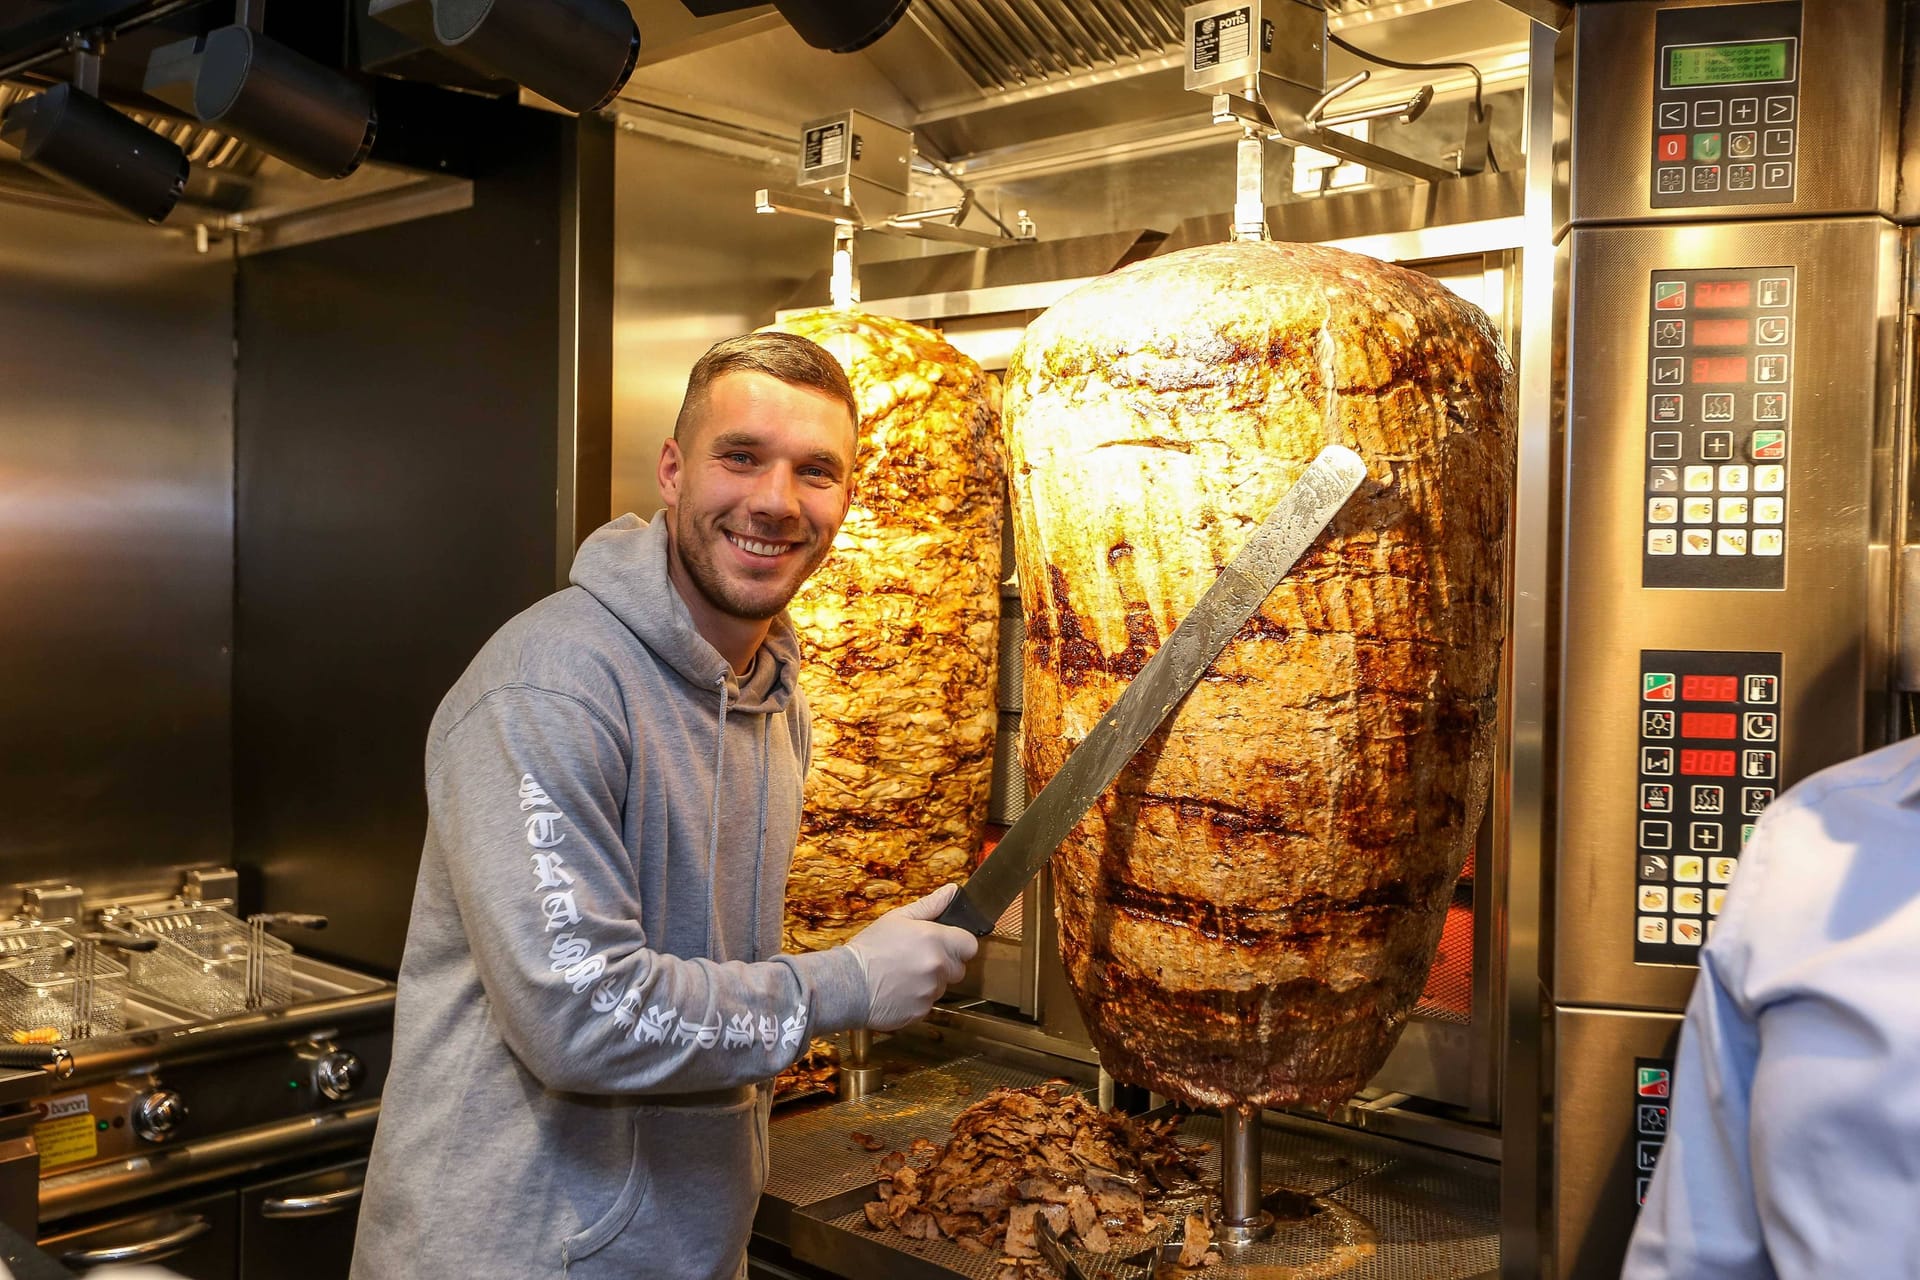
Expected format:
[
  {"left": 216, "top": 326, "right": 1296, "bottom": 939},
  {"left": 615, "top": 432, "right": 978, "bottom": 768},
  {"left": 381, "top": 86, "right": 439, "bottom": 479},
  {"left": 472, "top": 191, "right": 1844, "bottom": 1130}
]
[{"left": 1658, "top": 134, "right": 1687, "bottom": 162}]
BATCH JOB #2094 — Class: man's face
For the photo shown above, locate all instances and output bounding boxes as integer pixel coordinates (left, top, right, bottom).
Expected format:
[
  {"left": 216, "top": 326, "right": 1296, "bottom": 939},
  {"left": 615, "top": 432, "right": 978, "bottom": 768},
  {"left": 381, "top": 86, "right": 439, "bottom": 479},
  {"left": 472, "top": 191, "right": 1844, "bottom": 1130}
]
[{"left": 658, "top": 370, "right": 856, "bottom": 623}]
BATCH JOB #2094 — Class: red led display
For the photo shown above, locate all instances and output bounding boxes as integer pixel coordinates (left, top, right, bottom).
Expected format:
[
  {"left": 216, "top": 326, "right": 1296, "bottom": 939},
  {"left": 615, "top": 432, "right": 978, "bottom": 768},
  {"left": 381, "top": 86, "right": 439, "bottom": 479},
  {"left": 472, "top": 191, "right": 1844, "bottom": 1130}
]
[
  {"left": 1693, "top": 317, "right": 1751, "bottom": 346},
  {"left": 1682, "top": 711, "right": 1739, "bottom": 739},
  {"left": 1692, "top": 280, "right": 1752, "bottom": 309},
  {"left": 1682, "top": 674, "right": 1740, "bottom": 702},
  {"left": 1691, "top": 356, "right": 1748, "bottom": 384},
  {"left": 1681, "top": 749, "right": 1739, "bottom": 777}
]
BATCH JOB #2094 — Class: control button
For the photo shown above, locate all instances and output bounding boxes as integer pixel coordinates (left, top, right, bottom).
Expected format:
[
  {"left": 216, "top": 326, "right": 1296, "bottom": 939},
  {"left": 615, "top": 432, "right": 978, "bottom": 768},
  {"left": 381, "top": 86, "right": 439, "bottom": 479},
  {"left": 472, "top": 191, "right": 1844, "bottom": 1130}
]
[
  {"left": 1701, "top": 431, "right": 1734, "bottom": 460},
  {"left": 1728, "top": 130, "right": 1756, "bottom": 159},
  {"left": 1718, "top": 464, "right": 1749, "bottom": 492},
  {"left": 1657, "top": 167, "right": 1687, "bottom": 195},
  {"left": 1639, "top": 1103, "right": 1670, "bottom": 1135},
  {"left": 1728, "top": 163, "right": 1757, "bottom": 191},
  {"left": 1655, "top": 318, "right": 1686, "bottom": 347},
  {"left": 1643, "top": 747, "right": 1676, "bottom": 776},
  {"left": 1684, "top": 465, "right": 1715, "bottom": 492},
  {"left": 1753, "top": 464, "right": 1786, "bottom": 491},
  {"left": 1730, "top": 97, "right": 1759, "bottom": 125},
  {"left": 1689, "top": 784, "right": 1724, "bottom": 814},
  {"left": 1753, "top": 392, "right": 1787, "bottom": 422},
  {"left": 1743, "top": 674, "right": 1778, "bottom": 704},
  {"left": 1743, "top": 749, "right": 1777, "bottom": 780},
  {"left": 1673, "top": 919, "right": 1706, "bottom": 947},
  {"left": 1717, "top": 529, "right": 1749, "bottom": 556},
  {"left": 1758, "top": 277, "right": 1791, "bottom": 307},
  {"left": 1708, "top": 857, "right": 1739, "bottom": 884},
  {"left": 1763, "top": 127, "right": 1794, "bottom": 156},
  {"left": 1657, "top": 133, "right": 1688, "bottom": 162},
  {"left": 1691, "top": 164, "right": 1722, "bottom": 192},
  {"left": 1654, "top": 280, "right": 1687, "bottom": 310},
  {"left": 1763, "top": 161, "right": 1793, "bottom": 189},
  {"left": 1754, "top": 528, "right": 1785, "bottom": 555},
  {"left": 1741, "top": 711, "right": 1775, "bottom": 741},
  {"left": 1641, "top": 819, "right": 1674, "bottom": 850},
  {"left": 1765, "top": 95, "right": 1794, "bottom": 123},
  {"left": 1650, "top": 430, "right": 1683, "bottom": 460},
  {"left": 1639, "top": 885, "right": 1670, "bottom": 912},
  {"left": 1682, "top": 528, "right": 1714, "bottom": 555},
  {"left": 1701, "top": 393, "right": 1734, "bottom": 422},
  {"left": 1692, "top": 133, "right": 1722, "bottom": 161},
  {"left": 1751, "top": 429, "right": 1787, "bottom": 459},
  {"left": 1693, "top": 100, "right": 1723, "bottom": 127},
  {"left": 1638, "top": 916, "right": 1669, "bottom": 945},
  {"left": 316, "top": 1050, "right": 366, "bottom": 1101},
  {"left": 1650, "top": 465, "right": 1681, "bottom": 493},
  {"left": 1755, "top": 356, "right": 1788, "bottom": 384},
  {"left": 1658, "top": 101, "right": 1690, "bottom": 128},
  {"left": 1682, "top": 497, "right": 1715, "bottom": 524},
  {"left": 1648, "top": 497, "right": 1679, "bottom": 525},
  {"left": 1640, "top": 853, "right": 1672, "bottom": 882},
  {"left": 136, "top": 1090, "right": 187, "bottom": 1143},
  {"left": 1651, "top": 393, "right": 1683, "bottom": 423},
  {"left": 1756, "top": 315, "right": 1790, "bottom": 344},
  {"left": 1708, "top": 888, "right": 1728, "bottom": 915},
  {"left": 1742, "top": 785, "right": 1775, "bottom": 815},
  {"left": 1643, "top": 709, "right": 1676, "bottom": 737},
  {"left": 1652, "top": 356, "right": 1685, "bottom": 385},
  {"left": 1690, "top": 823, "right": 1723, "bottom": 853},
  {"left": 1647, "top": 529, "right": 1678, "bottom": 556},
  {"left": 1641, "top": 782, "right": 1674, "bottom": 812},
  {"left": 1741, "top": 823, "right": 1757, "bottom": 849},
  {"left": 1753, "top": 496, "right": 1785, "bottom": 524},
  {"left": 1674, "top": 887, "right": 1705, "bottom": 915},
  {"left": 1718, "top": 496, "right": 1749, "bottom": 524},
  {"left": 1674, "top": 855, "right": 1704, "bottom": 883},
  {"left": 1645, "top": 671, "right": 1676, "bottom": 701}
]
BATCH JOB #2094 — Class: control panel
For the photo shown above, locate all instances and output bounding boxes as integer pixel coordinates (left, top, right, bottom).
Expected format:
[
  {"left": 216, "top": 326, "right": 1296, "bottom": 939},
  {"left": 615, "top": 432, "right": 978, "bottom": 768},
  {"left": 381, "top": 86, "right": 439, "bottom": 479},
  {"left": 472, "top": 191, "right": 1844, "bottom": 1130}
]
[
  {"left": 1632, "top": 1058, "right": 1676, "bottom": 1208},
  {"left": 1642, "top": 266, "right": 1795, "bottom": 590},
  {"left": 1636, "top": 650, "right": 1780, "bottom": 965},
  {"left": 1650, "top": 2, "right": 1801, "bottom": 208}
]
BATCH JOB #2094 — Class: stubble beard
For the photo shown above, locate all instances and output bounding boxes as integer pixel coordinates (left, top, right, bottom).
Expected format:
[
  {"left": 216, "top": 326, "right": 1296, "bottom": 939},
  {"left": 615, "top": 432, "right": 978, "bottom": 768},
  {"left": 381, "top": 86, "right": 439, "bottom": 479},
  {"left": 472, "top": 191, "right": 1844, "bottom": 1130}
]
[{"left": 670, "top": 506, "right": 831, "bottom": 623}]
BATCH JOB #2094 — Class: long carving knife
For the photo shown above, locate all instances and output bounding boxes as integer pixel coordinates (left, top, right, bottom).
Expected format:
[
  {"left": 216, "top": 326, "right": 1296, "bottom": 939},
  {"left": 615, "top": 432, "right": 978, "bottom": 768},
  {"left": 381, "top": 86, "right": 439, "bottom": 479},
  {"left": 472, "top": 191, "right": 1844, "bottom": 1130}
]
[{"left": 936, "top": 444, "right": 1369, "bottom": 936}]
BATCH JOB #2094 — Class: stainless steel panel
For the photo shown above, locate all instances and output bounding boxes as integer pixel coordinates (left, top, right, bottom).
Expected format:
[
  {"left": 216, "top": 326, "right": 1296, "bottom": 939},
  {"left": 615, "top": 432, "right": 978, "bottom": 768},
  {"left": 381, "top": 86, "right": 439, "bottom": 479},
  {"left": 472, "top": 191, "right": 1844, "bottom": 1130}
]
[
  {"left": 0, "top": 201, "right": 235, "bottom": 879},
  {"left": 1556, "top": 217, "right": 1902, "bottom": 1012},
  {"left": 238, "top": 1159, "right": 365, "bottom": 1280},
  {"left": 1552, "top": 1007, "right": 1683, "bottom": 1280},
  {"left": 41, "top": 1190, "right": 239, "bottom": 1279},
  {"left": 1559, "top": 0, "right": 1900, "bottom": 230}
]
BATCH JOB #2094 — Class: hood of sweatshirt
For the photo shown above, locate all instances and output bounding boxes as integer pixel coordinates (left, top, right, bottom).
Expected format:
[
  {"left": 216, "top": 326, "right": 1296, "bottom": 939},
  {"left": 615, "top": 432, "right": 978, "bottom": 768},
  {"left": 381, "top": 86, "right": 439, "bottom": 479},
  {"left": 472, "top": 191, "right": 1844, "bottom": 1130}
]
[{"left": 568, "top": 511, "right": 801, "bottom": 714}]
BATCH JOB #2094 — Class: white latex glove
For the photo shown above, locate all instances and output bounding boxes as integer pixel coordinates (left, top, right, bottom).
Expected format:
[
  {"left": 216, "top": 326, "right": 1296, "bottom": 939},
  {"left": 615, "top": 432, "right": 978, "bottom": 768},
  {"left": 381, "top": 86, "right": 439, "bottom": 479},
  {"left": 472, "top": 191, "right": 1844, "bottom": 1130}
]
[{"left": 844, "top": 883, "right": 980, "bottom": 1031}]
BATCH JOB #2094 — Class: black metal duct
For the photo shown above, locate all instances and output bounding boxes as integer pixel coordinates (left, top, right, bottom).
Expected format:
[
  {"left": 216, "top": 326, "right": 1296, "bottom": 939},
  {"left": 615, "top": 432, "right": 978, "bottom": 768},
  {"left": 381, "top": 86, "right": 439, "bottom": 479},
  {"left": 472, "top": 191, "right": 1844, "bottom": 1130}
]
[
  {"left": 144, "top": 25, "right": 377, "bottom": 180},
  {"left": 369, "top": 0, "right": 639, "bottom": 114},
  {"left": 679, "top": 0, "right": 915, "bottom": 54},
  {"left": 0, "top": 82, "right": 188, "bottom": 223}
]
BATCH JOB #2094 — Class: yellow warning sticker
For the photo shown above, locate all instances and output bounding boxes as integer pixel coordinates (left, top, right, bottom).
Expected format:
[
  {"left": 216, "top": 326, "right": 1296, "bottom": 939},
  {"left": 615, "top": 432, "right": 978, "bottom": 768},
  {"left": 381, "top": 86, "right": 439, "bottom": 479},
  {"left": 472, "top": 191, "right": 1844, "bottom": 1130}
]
[{"left": 33, "top": 1095, "right": 97, "bottom": 1172}]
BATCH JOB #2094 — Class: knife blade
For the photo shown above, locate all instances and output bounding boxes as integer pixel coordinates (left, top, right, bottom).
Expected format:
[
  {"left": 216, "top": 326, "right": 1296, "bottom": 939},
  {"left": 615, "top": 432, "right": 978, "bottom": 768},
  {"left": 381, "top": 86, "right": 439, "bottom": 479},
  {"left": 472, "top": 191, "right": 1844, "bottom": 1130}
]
[{"left": 936, "top": 444, "right": 1369, "bottom": 935}]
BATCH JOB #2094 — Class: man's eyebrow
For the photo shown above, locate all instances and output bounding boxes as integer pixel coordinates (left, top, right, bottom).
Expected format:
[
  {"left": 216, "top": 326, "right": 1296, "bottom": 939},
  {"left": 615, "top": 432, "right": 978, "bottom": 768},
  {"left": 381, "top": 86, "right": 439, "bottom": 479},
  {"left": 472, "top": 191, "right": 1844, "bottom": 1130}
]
[{"left": 705, "top": 430, "right": 764, "bottom": 452}]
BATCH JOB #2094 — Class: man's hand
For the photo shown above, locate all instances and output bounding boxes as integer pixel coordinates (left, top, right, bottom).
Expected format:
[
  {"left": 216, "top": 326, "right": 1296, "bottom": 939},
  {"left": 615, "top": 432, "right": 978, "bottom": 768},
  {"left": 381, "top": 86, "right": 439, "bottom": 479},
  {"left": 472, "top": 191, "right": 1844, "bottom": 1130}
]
[{"left": 845, "top": 883, "right": 981, "bottom": 1031}]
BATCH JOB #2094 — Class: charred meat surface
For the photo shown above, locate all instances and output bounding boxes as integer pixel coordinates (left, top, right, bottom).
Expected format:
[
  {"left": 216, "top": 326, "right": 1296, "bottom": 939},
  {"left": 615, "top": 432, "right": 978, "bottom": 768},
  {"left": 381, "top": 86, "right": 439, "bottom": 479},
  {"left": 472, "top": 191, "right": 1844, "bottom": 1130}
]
[
  {"left": 766, "top": 310, "right": 1005, "bottom": 951},
  {"left": 1004, "top": 241, "right": 1514, "bottom": 1108}
]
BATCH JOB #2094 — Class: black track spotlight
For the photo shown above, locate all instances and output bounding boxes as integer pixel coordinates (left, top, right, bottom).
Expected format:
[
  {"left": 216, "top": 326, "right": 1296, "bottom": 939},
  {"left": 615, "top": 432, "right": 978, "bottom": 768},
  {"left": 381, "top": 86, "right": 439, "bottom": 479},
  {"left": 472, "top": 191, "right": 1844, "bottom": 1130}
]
[
  {"left": 368, "top": 0, "right": 640, "bottom": 115},
  {"left": 0, "top": 82, "right": 188, "bottom": 224},
  {"left": 677, "top": 0, "right": 914, "bottom": 54},
  {"left": 144, "top": 26, "right": 377, "bottom": 180}
]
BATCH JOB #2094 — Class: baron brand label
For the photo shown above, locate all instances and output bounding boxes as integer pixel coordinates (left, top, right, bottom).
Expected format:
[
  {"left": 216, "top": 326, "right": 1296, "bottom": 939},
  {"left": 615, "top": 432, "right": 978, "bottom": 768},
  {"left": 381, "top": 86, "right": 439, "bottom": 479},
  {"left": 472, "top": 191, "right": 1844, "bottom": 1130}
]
[
  {"left": 32, "top": 1092, "right": 96, "bottom": 1172},
  {"left": 1191, "top": 7, "right": 1252, "bottom": 72}
]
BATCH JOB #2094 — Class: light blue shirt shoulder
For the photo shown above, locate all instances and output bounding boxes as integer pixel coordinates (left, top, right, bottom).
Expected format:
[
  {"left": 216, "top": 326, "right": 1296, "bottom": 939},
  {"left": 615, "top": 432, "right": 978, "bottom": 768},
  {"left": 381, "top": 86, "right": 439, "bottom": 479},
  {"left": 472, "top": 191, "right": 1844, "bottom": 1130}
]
[{"left": 1621, "top": 735, "right": 1920, "bottom": 1280}]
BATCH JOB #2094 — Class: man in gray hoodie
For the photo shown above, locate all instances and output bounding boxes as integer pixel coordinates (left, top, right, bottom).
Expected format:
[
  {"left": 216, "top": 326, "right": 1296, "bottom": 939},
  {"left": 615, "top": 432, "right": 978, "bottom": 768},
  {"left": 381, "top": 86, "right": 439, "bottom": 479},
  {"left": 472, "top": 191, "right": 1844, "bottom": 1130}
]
[{"left": 351, "top": 332, "right": 980, "bottom": 1280}]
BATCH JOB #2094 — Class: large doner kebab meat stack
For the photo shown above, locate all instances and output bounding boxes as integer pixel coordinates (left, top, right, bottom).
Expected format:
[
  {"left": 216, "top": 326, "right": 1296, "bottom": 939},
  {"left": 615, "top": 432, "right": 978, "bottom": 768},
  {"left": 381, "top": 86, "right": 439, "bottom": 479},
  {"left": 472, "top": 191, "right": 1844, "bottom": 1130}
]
[
  {"left": 1003, "top": 241, "right": 1514, "bottom": 1109},
  {"left": 768, "top": 310, "right": 1004, "bottom": 952}
]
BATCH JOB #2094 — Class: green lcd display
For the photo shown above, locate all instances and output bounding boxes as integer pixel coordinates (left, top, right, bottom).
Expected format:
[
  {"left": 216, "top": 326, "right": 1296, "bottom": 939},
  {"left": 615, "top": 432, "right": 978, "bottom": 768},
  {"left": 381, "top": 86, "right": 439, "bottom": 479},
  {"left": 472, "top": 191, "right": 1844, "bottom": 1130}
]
[{"left": 1666, "top": 40, "right": 1792, "bottom": 87}]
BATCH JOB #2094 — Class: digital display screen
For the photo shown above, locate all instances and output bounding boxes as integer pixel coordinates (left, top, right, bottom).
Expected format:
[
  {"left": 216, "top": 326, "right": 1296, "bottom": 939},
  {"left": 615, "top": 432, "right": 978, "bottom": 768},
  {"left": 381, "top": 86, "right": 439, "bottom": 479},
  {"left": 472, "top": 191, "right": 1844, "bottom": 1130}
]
[
  {"left": 1693, "top": 280, "right": 1752, "bottom": 309},
  {"left": 1693, "top": 318, "right": 1751, "bottom": 346},
  {"left": 1681, "top": 748, "right": 1739, "bottom": 777},
  {"left": 1683, "top": 674, "right": 1740, "bottom": 702},
  {"left": 1692, "top": 356, "right": 1748, "bottom": 384},
  {"left": 1666, "top": 40, "right": 1792, "bottom": 87},
  {"left": 1681, "top": 711, "right": 1739, "bottom": 739}
]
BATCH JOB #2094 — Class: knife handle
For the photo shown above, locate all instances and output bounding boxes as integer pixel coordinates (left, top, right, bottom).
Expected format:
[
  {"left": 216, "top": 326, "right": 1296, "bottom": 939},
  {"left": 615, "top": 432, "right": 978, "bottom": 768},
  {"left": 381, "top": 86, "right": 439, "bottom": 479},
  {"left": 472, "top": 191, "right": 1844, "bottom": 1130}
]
[{"left": 934, "top": 890, "right": 999, "bottom": 937}]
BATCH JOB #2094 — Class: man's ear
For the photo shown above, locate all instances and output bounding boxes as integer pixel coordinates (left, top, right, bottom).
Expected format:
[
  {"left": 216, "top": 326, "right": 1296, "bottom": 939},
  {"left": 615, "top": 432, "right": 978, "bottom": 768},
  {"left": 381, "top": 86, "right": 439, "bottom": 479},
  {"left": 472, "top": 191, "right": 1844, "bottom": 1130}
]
[{"left": 658, "top": 437, "right": 685, "bottom": 507}]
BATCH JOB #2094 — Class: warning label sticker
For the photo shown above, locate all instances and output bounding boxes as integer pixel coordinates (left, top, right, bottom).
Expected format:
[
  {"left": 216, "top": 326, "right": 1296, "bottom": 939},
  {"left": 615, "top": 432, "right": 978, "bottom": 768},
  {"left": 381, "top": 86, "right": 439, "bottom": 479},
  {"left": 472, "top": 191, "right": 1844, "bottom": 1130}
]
[{"left": 34, "top": 1113, "right": 97, "bottom": 1171}]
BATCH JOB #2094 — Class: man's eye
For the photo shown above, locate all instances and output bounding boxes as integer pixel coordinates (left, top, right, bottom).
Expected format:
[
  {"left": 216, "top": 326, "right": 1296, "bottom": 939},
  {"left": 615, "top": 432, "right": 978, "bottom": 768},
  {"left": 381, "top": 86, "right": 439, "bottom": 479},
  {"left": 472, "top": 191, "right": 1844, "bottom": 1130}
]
[{"left": 723, "top": 452, "right": 753, "bottom": 466}]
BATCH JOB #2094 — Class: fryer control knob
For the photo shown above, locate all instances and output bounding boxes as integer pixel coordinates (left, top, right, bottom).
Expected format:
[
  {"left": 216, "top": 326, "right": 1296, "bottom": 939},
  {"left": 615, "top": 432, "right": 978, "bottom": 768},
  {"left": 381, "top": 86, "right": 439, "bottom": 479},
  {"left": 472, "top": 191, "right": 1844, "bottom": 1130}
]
[
  {"left": 136, "top": 1090, "right": 186, "bottom": 1142},
  {"left": 315, "top": 1051, "right": 364, "bottom": 1101}
]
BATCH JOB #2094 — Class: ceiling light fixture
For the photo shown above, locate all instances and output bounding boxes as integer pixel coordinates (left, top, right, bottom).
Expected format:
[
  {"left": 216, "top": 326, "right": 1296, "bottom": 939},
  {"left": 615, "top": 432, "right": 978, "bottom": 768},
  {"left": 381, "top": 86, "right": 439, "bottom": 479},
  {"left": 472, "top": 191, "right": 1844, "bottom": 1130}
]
[{"left": 368, "top": 0, "right": 640, "bottom": 115}]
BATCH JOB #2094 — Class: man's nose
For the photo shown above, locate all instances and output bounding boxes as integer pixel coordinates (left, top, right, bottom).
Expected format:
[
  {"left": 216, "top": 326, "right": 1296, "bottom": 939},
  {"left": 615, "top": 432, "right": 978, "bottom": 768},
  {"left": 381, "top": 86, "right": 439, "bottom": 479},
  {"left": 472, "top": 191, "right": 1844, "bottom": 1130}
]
[{"left": 746, "top": 462, "right": 803, "bottom": 520}]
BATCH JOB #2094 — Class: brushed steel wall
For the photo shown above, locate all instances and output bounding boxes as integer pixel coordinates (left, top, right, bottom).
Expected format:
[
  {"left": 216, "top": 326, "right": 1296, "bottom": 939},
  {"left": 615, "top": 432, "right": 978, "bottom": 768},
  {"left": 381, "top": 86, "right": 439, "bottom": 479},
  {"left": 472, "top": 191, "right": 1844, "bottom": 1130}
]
[{"left": 0, "top": 204, "right": 236, "bottom": 880}]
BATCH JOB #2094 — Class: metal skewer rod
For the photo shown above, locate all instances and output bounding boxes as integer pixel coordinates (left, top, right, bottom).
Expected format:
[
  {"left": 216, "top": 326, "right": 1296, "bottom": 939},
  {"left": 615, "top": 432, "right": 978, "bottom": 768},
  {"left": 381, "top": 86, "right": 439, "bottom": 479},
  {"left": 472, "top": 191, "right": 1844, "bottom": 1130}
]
[{"left": 1219, "top": 1104, "right": 1274, "bottom": 1248}]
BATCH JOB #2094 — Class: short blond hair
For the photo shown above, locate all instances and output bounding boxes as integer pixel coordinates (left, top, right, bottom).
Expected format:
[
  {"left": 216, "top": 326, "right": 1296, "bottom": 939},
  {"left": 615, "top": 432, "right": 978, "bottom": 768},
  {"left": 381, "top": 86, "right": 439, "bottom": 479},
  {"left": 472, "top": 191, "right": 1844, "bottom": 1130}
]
[{"left": 674, "top": 331, "right": 857, "bottom": 442}]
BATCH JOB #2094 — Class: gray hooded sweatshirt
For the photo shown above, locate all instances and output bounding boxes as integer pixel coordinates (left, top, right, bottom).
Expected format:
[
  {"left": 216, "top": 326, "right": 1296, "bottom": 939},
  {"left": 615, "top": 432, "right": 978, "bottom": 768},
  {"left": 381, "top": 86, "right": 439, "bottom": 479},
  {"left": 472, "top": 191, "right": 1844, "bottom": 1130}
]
[{"left": 351, "top": 512, "right": 870, "bottom": 1280}]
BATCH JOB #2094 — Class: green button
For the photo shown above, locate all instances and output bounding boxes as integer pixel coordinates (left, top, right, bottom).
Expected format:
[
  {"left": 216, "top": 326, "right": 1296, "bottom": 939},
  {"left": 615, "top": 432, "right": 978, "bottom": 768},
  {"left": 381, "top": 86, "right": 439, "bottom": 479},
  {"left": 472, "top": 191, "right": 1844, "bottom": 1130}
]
[{"left": 1693, "top": 133, "right": 1722, "bottom": 161}]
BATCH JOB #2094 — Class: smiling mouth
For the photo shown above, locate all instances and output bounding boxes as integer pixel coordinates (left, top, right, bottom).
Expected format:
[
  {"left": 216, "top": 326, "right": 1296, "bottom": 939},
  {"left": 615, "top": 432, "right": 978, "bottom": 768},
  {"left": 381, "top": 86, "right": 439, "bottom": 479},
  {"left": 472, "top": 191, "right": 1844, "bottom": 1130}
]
[{"left": 725, "top": 530, "right": 800, "bottom": 559}]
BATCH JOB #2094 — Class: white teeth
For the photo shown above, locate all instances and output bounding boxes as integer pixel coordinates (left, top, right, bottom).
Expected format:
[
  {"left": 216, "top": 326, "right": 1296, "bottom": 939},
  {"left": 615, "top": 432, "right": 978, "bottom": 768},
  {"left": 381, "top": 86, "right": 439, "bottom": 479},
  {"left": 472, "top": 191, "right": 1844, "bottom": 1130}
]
[{"left": 728, "top": 532, "right": 789, "bottom": 557}]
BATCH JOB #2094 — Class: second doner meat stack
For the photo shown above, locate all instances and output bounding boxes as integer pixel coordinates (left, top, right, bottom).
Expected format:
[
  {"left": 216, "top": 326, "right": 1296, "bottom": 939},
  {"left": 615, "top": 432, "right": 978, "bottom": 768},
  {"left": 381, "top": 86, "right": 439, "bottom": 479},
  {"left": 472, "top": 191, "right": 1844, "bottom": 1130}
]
[
  {"left": 1004, "top": 241, "right": 1514, "bottom": 1109},
  {"left": 767, "top": 310, "right": 1004, "bottom": 952}
]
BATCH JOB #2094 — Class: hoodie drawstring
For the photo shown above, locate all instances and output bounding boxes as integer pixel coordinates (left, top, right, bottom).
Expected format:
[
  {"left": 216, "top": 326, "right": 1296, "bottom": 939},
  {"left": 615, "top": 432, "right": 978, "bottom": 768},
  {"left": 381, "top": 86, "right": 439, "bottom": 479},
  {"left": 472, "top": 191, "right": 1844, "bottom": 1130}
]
[
  {"left": 705, "top": 676, "right": 728, "bottom": 959},
  {"left": 748, "top": 715, "right": 772, "bottom": 961}
]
